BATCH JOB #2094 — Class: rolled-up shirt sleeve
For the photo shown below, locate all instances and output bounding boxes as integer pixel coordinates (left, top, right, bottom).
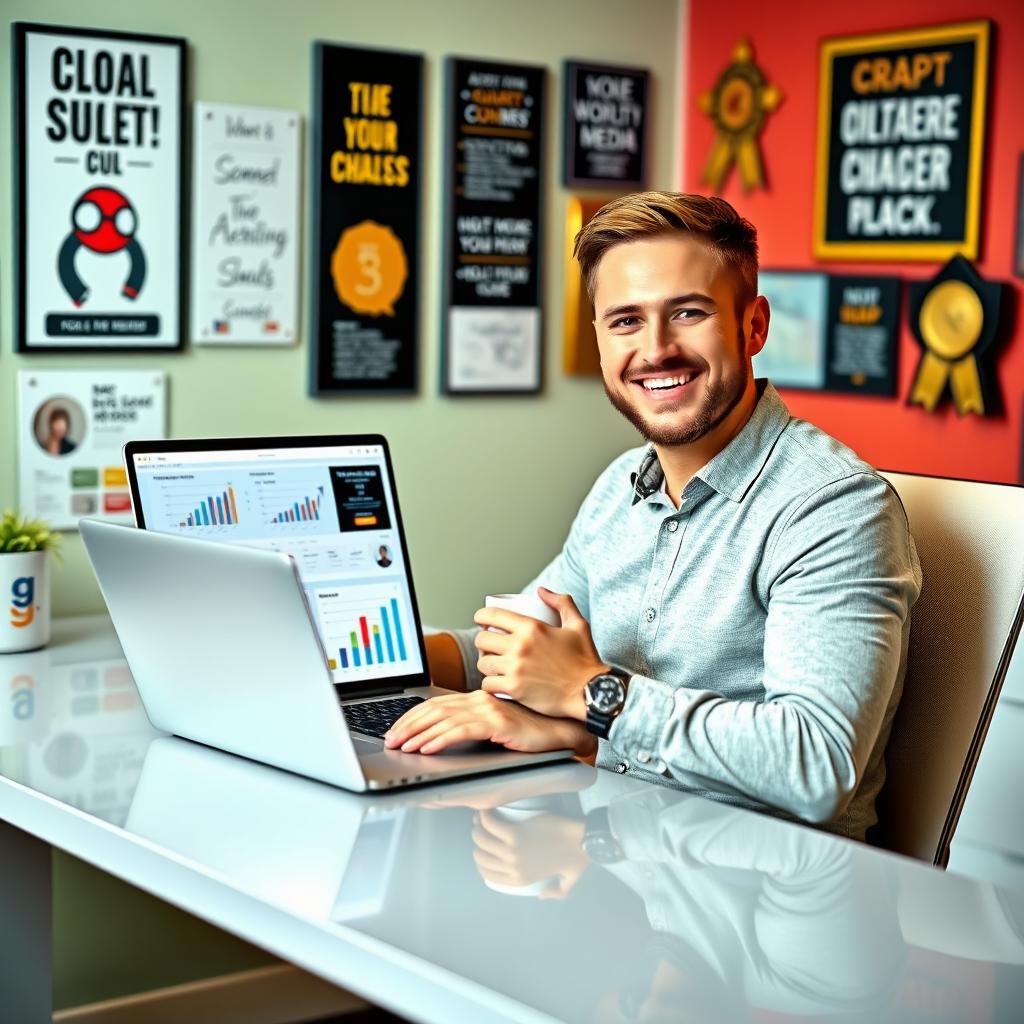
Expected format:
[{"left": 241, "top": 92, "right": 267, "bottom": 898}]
[{"left": 609, "top": 473, "right": 922, "bottom": 825}]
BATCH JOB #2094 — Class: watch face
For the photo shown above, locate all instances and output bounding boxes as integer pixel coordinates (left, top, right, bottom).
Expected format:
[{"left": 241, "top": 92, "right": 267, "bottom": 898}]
[{"left": 587, "top": 676, "right": 625, "bottom": 713}]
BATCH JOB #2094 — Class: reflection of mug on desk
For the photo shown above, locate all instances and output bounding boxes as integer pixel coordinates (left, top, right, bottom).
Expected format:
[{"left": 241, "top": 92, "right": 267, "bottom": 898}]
[{"left": 481, "top": 804, "right": 562, "bottom": 897}]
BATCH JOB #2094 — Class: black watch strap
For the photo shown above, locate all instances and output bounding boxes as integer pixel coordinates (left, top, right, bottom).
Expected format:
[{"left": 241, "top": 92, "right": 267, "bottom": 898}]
[{"left": 584, "top": 667, "right": 631, "bottom": 739}]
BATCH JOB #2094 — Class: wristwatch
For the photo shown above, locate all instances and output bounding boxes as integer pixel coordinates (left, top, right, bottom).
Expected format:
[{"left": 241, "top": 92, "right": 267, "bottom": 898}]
[
  {"left": 584, "top": 666, "right": 630, "bottom": 738},
  {"left": 581, "top": 806, "right": 624, "bottom": 864}
]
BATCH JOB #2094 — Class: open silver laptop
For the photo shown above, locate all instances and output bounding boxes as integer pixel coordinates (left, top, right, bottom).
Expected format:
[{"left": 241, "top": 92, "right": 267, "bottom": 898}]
[{"left": 79, "top": 434, "right": 570, "bottom": 791}]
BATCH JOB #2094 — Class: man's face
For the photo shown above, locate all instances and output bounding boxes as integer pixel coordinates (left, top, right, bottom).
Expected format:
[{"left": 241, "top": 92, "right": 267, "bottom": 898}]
[
  {"left": 592, "top": 235, "right": 764, "bottom": 447},
  {"left": 51, "top": 414, "right": 69, "bottom": 439}
]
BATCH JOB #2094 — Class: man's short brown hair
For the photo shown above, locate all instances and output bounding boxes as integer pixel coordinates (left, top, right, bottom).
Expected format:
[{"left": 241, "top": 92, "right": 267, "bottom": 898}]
[{"left": 573, "top": 192, "right": 759, "bottom": 310}]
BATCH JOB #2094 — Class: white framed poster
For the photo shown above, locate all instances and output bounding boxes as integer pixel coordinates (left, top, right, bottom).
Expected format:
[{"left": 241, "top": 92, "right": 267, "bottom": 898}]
[
  {"left": 752, "top": 271, "right": 829, "bottom": 390},
  {"left": 191, "top": 102, "right": 301, "bottom": 345},
  {"left": 12, "top": 23, "right": 186, "bottom": 352},
  {"left": 18, "top": 371, "right": 167, "bottom": 530}
]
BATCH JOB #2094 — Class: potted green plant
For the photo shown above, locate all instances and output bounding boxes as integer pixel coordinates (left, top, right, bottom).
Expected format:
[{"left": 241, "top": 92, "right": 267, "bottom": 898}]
[{"left": 0, "top": 510, "right": 60, "bottom": 654}]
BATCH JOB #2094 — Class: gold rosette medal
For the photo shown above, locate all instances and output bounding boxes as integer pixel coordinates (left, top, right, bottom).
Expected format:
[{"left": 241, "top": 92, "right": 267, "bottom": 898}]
[
  {"left": 908, "top": 255, "right": 1001, "bottom": 416},
  {"left": 698, "top": 39, "right": 781, "bottom": 192}
]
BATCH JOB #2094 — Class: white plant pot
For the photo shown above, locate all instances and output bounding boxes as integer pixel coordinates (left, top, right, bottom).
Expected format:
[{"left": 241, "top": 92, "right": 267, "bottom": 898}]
[{"left": 0, "top": 550, "right": 51, "bottom": 654}]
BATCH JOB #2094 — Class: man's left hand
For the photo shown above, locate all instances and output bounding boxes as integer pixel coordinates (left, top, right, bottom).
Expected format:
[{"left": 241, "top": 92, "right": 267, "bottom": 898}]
[{"left": 473, "top": 587, "right": 607, "bottom": 721}]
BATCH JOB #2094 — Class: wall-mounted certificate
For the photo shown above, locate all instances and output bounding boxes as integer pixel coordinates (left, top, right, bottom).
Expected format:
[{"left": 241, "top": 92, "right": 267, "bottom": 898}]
[
  {"left": 442, "top": 57, "right": 546, "bottom": 394},
  {"left": 18, "top": 370, "right": 167, "bottom": 530},
  {"left": 814, "top": 20, "right": 990, "bottom": 261},
  {"left": 309, "top": 43, "right": 423, "bottom": 394},
  {"left": 824, "top": 275, "right": 901, "bottom": 395},
  {"left": 12, "top": 23, "right": 186, "bottom": 352},
  {"left": 563, "top": 61, "right": 648, "bottom": 188},
  {"left": 191, "top": 103, "right": 300, "bottom": 345}
]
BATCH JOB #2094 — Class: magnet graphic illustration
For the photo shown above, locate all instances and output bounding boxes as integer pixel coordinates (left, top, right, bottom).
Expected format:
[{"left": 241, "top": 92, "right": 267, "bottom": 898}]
[{"left": 57, "top": 187, "right": 147, "bottom": 306}]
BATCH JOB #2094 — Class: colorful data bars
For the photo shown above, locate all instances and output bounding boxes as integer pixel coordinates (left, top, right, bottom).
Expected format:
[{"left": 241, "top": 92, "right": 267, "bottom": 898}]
[
  {"left": 182, "top": 487, "right": 238, "bottom": 527},
  {"left": 337, "top": 599, "right": 407, "bottom": 670},
  {"left": 271, "top": 494, "right": 321, "bottom": 523}
]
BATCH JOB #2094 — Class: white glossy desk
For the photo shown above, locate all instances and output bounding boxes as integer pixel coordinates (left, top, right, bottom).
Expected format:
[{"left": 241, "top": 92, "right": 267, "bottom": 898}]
[{"left": 3, "top": 618, "right": 1024, "bottom": 1023}]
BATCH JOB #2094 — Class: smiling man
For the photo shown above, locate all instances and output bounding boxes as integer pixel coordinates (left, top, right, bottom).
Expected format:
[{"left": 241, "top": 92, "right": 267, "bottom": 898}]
[{"left": 387, "top": 192, "right": 922, "bottom": 839}]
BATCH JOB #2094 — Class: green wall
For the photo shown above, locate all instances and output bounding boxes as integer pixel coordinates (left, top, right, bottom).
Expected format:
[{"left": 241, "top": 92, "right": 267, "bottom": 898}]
[
  {"left": 1, "top": 0, "right": 680, "bottom": 628},
  {"left": 1, "top": 0, "right": 681, "bottom": 1009}
]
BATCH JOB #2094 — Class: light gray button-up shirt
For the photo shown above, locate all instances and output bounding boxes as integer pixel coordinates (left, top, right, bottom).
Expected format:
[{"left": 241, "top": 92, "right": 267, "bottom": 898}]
[{"left": 452, "top": 381, "right": 922, "bottom": 839}]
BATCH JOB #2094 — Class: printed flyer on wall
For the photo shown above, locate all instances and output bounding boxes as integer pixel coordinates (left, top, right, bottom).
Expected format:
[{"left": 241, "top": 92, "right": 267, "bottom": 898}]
[
  {"left": 13, "top": 23, "right": 186, "bottom": 351},
  {"left": 442, "top": 56, "right": 545, "bottom": 394},
  {"left": 17, "top": 370, "right": 167, "bottom": 529},
  {"left": 191, "top": 102, "right": 301, "bottom": 345}
]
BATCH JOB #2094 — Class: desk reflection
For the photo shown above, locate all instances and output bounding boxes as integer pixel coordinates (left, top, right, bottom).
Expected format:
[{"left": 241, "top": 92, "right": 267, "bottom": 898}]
[
  {"left": 124, "top": 737, "right": 1024, "bottom": 1023},
  {"left": 0, "top": 618, "right": 157, "bottom": 825}
]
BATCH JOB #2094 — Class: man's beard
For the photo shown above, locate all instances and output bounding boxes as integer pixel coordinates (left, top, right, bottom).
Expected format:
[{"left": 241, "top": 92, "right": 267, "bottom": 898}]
[{"left": 603, "top": 352, "right": 750, "bottom": 447}]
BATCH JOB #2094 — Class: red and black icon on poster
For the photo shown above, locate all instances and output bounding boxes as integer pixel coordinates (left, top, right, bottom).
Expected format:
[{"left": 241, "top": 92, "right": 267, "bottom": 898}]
[{"left": 59, "top": 187, "right": 147, "bottom": 306}]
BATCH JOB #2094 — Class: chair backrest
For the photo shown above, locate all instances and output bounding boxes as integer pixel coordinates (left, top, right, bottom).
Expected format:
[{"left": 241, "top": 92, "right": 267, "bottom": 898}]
[{"left": 873, "top": 472, "right": 1024, "bottom": 865}]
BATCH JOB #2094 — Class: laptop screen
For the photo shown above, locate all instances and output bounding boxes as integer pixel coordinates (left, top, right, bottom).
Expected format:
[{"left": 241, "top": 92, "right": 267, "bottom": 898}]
[{"left": 127, "top": 439, "right": 426, "bottom": 688}]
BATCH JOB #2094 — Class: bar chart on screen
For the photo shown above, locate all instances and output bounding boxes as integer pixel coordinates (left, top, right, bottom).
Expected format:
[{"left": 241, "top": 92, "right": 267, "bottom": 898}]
[
  {"left": 144, "top": 473, "right": 249, "bottom": 533},
  {"left": 315, "top": 583, "right": 413, "bottom": 676}
]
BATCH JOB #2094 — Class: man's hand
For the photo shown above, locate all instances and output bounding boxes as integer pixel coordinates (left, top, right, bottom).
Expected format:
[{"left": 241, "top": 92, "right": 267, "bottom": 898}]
[
  {"left": 384, "top": 689, "right": 596, "bottom": 757},
  {"left": 473, "top": 587, "right": 607, "bottom": 721},
  {"left": 471, "top": 809, "right": 589, "bottom": 900}
]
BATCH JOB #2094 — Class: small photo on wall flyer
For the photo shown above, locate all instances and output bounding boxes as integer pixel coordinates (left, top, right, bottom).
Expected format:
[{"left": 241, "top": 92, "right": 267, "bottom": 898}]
[{"left": 17, "top": 370, "right": 167, "bottom": 530}]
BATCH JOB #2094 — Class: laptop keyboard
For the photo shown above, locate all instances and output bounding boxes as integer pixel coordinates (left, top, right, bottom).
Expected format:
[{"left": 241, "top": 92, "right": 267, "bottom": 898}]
[{"left": 342, "top": 695, "right": 425, "bottom": 739}]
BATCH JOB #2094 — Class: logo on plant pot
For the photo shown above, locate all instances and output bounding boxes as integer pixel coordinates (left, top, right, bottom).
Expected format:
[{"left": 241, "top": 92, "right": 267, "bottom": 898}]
[{"left": 10, "top": 576, "right": 36, "bottom": 628}]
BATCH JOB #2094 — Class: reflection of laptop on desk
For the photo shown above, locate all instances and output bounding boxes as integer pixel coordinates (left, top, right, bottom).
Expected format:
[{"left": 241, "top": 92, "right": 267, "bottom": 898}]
[{"left": 80, "top": 434, "right": 570, "bottom": 791}]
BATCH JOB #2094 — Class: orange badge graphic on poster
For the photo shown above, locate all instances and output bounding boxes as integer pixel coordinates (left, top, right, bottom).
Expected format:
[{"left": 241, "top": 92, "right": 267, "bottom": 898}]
[
  {"left": 330, "top": 220, "right": 408, "bottom": 317},
  {"left": 698, "top": 38, "right": 781, "bottom": 192}
]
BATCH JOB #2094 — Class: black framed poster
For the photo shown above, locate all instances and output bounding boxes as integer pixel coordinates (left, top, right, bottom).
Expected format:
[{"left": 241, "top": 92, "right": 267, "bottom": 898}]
[
  {"left": 814, "top": 20, "right": 990, "bottom": 262},
  {"left": 442, "top": 57, "right": 545, "bottom": 394},
  {"left": 12, "top": 23, "right": 187, "bottom": 353},
  {"left": 563, "top": 61, "right": 648, "bottom": 188},
  {"left": 309, "top": 43, "right": 423, "bottom": 395},
  {"left": 824, "top": 275, "right": 901, "bottom": 395}
]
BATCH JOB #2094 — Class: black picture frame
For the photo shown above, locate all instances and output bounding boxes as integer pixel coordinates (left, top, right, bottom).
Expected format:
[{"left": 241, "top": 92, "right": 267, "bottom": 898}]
[
  {"left": 12, "top": 22, "right": 187, "bottom": 354},
  {"left": 562, "top": 60, "right": 649, "bottom": 190},
  {"left": 307, "top": 42, "right": 424, "bottom": 396},
  {"left": 440, "top": 56, "right": 546, "bottom": 396}
]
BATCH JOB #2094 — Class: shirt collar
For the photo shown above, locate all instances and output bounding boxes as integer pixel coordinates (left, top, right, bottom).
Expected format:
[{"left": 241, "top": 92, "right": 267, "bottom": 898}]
[{"left": 629, "top": 380, "right": 791, "bottom": 506}]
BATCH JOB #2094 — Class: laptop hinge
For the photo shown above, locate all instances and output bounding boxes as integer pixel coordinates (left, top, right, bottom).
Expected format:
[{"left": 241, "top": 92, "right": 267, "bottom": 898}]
[{"left": 337, "top": 684, "right": 405, "bottom": 700}]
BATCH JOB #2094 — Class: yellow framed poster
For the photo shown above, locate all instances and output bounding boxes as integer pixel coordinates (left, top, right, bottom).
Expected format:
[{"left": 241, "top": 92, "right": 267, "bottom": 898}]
[{"left": 813, "top": 21, "right": 990, "bottom": 262}]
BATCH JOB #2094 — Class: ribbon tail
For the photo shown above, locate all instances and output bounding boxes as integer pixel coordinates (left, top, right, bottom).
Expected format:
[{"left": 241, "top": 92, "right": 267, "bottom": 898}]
[
  {"left": 908, "top": 352, "right": 950, "bottom": 412},
  {"left": 950, "top": 355, "right": 985, "bottom": 415},
  {"left": 736, "top": 137, "right": 764, "bottom": 191},
  {"left": 701, "top": 135, "right": 734, "bottom": 191}
]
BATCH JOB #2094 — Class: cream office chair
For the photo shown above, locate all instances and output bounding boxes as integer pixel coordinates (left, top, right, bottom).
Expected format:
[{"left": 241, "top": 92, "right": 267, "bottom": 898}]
[{"left": 871, "top": 472, "right": 1024, "bottom": 865}]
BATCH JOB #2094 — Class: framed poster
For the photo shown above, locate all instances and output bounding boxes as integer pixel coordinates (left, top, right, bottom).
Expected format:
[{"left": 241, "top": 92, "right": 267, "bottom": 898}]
[
  {"left": 17, "top": 370, "right": 167, "bottom": 530},
  {"left": 752, "top": 271, "right": 829, "bottom": 390},
  {"left": 824, "top": 276, "right": 901, "bottom": 395},
  {"left": 442, "top": 57, "right": 545, "bottom": 395},
  {"left": 563, "top": 61, "right": 648, "bottom": 189},
  {"left": 191, "top": 102, "right": 301, "bottom": 345},
  {"left": 309, "top": 43, "right": 423, "bottom": 395},
  {"left": 12, "top": 23, "right": 186, "bottom": 352},
  {"left": 814, "top": 20, "right": 990, "bottom": 261}
]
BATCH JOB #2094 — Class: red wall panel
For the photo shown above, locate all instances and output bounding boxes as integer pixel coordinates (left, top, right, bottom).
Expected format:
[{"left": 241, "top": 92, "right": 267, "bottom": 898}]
[{"left": 684, "top": 0, "right": 1022, "bottom": 481}]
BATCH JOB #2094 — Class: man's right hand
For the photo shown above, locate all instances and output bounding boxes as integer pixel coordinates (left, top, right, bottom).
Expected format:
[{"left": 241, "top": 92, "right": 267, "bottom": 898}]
[{"left": 384, "top": 689, "right": 596, "bottom": 757}]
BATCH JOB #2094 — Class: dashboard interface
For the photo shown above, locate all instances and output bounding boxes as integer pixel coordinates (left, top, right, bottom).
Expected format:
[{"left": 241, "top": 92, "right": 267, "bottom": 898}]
[{"left": 132, "top": 443, "right": 425, "bottom": 686}]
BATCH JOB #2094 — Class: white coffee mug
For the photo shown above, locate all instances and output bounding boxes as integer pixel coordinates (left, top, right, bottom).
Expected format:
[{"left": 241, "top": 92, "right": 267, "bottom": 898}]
[
  {"left": 0, "top": 550, "right": 51, "bottom": 654},
  {"left": 484, "top": 592, "right": 560, "bottom": 627},
  {"left": 483, "top": 593, "right": 560, "bottom": 699}
]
